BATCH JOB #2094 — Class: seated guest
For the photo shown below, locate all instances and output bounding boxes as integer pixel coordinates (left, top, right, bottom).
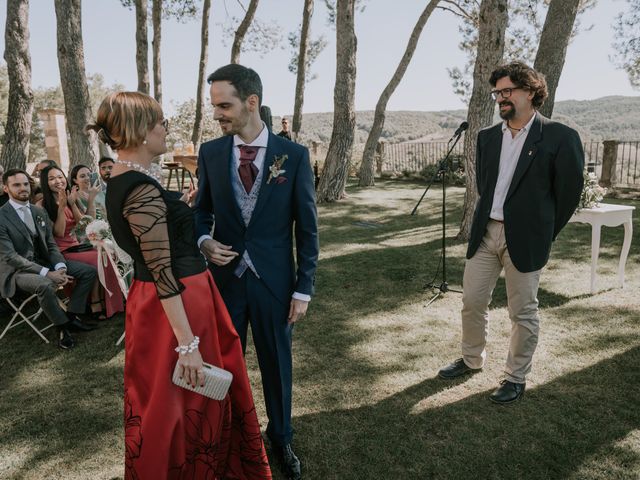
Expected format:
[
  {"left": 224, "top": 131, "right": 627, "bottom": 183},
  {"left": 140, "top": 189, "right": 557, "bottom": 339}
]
[
  {"left": 98, "top": 157, "right": 114, "bottom": 192},
  {"left": 69, "top": 164, "right": 102, "bottom": 218},
  {"left": 30, "top": 185, "right": 43, "bottom": 206},
  {"left": 39, "top": 165, "right": 125, "bottom": 320},
  {"left": 0, "top": 165, "right": 8, "bottom": 207},
  {"left": 30, "top": 159, "right": 57, "bottom": 180},
  {"left": 0, "top": 169, "right": 97, "bottom": 349}
]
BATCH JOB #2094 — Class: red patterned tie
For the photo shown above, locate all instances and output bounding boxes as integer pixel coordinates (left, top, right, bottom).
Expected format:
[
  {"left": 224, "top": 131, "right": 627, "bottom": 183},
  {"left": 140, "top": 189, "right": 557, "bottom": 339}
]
[{"left": 238, "top": 145, "right": 259, "bottom": 193}]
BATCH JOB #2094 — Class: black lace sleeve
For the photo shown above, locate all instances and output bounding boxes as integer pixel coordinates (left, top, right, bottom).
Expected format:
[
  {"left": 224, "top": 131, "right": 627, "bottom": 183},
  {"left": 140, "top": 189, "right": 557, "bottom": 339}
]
[{"left": 123, "top": 183, "right": 184, "bottom": 299}]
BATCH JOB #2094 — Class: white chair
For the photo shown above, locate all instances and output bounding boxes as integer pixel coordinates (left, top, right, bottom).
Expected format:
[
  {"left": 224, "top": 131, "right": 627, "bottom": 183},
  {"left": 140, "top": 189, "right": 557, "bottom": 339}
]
[{"left": 0, "top": 293, "right": 54, "bottom": 343}]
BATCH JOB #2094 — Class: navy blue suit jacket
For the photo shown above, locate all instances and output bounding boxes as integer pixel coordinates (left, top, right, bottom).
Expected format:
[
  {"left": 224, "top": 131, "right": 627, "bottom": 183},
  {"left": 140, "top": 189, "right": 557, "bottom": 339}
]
[
  {"left": 194, "top": 133, "right": 319, "bottom": 305},
  {"left": 467, "top": 112, "right": 584, "bottom": 272}
]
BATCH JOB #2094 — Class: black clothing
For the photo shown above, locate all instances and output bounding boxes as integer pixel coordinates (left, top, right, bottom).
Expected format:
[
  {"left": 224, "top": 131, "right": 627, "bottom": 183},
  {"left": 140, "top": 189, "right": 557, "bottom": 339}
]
[
  {"left": 277, "top": 131, "right": 292, "bottom": 141},
  {"left": 106, "top": 171, "right": 205, "bottom": 299},
  {"left": 467, "top": 113, "right": 584, "bottom": 272}
]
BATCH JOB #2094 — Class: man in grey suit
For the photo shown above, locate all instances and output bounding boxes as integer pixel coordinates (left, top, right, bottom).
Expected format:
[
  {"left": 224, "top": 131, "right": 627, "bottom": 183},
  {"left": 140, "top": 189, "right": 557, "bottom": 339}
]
[{"left": 0, "top": 169, "right": 97, "bottom": 349}]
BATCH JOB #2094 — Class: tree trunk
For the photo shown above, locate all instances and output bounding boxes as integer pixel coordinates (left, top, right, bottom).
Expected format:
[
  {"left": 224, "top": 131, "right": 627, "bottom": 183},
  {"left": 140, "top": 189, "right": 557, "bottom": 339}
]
[
  {"left": 54, "top": 0, "right": 98, "bottom": 169},
  {"left": 358, "top": 0, "right": 439, "bottom": 187},
  {"left": 230, "top": 0, "right": 259, "bottom": 64},
  {"left": 457, "top": 0, "right": 508, "bottom": 241},
  {"left": 135, "top": 0, "right": 149, "bottom": 94},
  {"left": 192, "top": 0, "right": 212, "bottom": 150},
  {"left": 533, "top": 0, "right": 581, "bottom": 118},
  {"left": 152, "top": 0, "right": 162, "bottom": 105},
  {"left": 1, "top": 0, "right": 33, "bottom": 170},
  {"left": 316, "top": 0, "right": 356, "bottom": 203},
  {"left": 292, "top": 0, "right": 314, "bottom": 141}
]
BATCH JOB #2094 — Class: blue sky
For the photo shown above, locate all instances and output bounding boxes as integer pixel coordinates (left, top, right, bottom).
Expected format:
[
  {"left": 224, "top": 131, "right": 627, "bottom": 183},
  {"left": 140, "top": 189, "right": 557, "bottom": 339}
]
[{"left": 0, "top": 0, "right": 637, "bottom": 116}]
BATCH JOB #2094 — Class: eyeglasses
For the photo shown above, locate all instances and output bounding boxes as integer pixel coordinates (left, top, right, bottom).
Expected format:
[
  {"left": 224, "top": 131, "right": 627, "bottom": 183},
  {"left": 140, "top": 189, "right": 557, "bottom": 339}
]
[
  {"left": 490, "top": 87, "right": 525, "bottom": 100},
  {"left": 161, "top": 119, "right": 169, "bottom": 131}
]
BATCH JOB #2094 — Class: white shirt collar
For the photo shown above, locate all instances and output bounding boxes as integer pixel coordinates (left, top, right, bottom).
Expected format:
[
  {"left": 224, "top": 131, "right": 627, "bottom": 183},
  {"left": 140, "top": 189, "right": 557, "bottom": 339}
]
[
  {"left": 501, "top": 112, "right": 537, "bottom": 133},
  {"left": 233, "top": 123, "right": 269, "bottom": 149},
  {"left": 8, "top": 198, "right": 29, "bottom": 211}
]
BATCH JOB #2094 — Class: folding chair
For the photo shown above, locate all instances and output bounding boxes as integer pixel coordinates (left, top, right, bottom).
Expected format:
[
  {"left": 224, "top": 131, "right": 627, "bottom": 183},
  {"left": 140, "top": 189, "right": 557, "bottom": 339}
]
[{"left": 0, "top": 293, "right": 54, "bottom": 343}]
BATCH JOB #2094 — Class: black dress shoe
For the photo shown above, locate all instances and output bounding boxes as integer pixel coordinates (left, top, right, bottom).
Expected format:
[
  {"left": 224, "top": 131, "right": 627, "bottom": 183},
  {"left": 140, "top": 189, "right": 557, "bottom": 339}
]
[
  {"left": 489, "top": 380, "right": 525, "bottom": 404},
  {"left": 272, "top": 444, "right": 301, "bottom": 480},
  {"left": 65, "top": 314, "right": 98, "bottom": 332},
  {"left": 57, "top": 327, "right": 76, "bottom": 350},
  {"left": 438, "top": 358, "right": 481, "bottom": 379}
]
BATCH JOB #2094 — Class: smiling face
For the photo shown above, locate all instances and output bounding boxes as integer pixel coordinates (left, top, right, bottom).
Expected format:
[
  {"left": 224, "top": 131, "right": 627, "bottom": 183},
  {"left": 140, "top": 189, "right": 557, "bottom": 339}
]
[
  {"left": 46, "top": 168, "right": 67, "bottom": 194},
  {"left": 144, "top": 119, "right": 169, "bottom": 156},
  {"left": 4, "top": 173, "right": 31, "bottom": 203},
  {"left": 494, "top": 76, "right": 534, "bottom": 121},
  {"left": 74, "top": 167, "right": 91, "bottom": 190},
  {"left": 210, "top": 81, "right": 254, "bottom": 137}
]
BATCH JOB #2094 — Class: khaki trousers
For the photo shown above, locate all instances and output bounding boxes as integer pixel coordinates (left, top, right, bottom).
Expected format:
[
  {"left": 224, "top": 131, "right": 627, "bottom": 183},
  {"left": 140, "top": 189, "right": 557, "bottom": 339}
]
[{"left": 461, "top": 220, "right": 541, "bottom": 383}]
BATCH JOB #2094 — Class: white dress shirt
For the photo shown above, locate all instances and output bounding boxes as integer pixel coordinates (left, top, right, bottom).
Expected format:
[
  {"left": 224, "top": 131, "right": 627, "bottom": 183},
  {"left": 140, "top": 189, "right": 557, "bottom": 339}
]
[
  {"left": 8, "top": 198, "right": 66, "bottom": 276},
  {"left": 198, "top": 124, "right": 310, "bottom": 302},
  {"left": 489, "top": 113, "right": 536, "bottom": 221}
]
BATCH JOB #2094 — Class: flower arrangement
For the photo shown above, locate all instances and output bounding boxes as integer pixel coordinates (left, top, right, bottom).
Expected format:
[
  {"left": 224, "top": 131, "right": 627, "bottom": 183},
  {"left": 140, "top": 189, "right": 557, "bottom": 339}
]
[
  {"left": 577, "top": 170, "right": 607, "bottom": 211},
  {"left": 85, "top": 219, "right": 133, "bottom": 296},
  {"left": 85, "top": 219, "right": 112, "bottom": 244},
  {"left": 72, "top": 215, "right": 94, "bottom": 243},
  {"left": 267, "top": 154, "right": 288, "bottom": 184}
]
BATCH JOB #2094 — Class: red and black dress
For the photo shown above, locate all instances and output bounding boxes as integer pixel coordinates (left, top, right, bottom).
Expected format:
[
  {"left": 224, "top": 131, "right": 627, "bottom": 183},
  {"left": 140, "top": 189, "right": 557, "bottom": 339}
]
[{"left": 106, "top": 171, "right": 271, "bottom": 480}]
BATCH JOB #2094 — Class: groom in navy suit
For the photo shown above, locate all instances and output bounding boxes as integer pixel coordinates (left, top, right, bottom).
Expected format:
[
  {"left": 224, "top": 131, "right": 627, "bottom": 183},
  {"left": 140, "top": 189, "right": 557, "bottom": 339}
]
[{"left": 194, "top": 64, "right": 318, "bottom": 480}]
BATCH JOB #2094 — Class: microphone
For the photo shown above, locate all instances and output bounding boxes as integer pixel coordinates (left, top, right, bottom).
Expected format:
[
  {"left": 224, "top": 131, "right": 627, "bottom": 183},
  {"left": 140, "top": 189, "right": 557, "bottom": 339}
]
[
  {"left": 454, "top": 121, "right": 469, "bottom": 136},
  {"left": 449, "top": 121, "right": 469, "bottom": 143}
]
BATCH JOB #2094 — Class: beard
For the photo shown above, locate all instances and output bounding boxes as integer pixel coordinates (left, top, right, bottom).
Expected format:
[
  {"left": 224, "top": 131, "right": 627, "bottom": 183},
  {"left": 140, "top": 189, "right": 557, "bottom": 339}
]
[{"left": 498, "top": 101, "right": 516, "bottom": 120}]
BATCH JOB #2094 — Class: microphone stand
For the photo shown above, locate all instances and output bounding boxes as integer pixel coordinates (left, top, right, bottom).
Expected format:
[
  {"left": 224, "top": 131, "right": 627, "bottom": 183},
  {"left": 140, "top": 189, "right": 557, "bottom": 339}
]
[{"left": 411, "top": 130, "right": 465, "bottom": 306}]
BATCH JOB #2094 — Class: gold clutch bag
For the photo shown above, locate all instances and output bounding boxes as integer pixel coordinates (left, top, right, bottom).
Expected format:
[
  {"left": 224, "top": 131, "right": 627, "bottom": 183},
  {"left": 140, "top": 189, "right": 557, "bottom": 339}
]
[{"left": 172, "top": 361, "right": 233, "bottom": 400}]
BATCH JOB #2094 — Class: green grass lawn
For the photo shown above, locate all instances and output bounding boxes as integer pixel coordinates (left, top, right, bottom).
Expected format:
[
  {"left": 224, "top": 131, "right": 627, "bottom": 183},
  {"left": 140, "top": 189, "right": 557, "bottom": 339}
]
[{"left": 1, "top": 180, "right": 639, "bottom": 479}]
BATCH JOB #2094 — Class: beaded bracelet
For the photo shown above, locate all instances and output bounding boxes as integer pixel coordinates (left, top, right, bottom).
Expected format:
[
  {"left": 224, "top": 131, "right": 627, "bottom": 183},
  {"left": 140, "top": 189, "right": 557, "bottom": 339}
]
[{"left": 175, "top": 336, "right": 200, "bottom": 355}]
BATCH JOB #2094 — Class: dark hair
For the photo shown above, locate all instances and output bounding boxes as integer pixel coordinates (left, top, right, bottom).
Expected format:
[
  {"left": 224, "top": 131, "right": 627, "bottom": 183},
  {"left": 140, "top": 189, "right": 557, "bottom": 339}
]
[
  {"left": 69, "top": 164, "right": 91, "bottom": 187},
  {"left": 98, "top": 156, "right": 114, "bottom": 166},
  {"left": 30, "top": 184, "right": 42, "bottom": 203},
  {"left": 39, "top": 159, "right": 58, "bottom": 168},
  {"left": 489, "top": 61, "right": 548, "bottom": 109},
  {"left": 2, "top": 168, "right": 30, "bottom": 185},
  {"left": 207, "top": 64, "right": 263, "bottom": 105},
  {"left": 40, "top": 165, "right": 70, "bottom": 222}
]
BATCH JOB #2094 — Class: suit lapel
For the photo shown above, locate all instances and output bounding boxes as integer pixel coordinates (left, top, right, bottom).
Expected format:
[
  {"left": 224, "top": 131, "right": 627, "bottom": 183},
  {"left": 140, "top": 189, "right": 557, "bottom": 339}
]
[
  {"left": 249, "top": 133, "right": 277, "bottom": 226},
  {"left": 31, "top": 206, "right": 49, "bottom": 252},
  {"left": 4, "top": 204, "right": 33, "bottom": 244},
  {"left": 484, "top": 125, "right": 503, "bottom": 189},
  {"left": 505, "top": 112, "right": 543, "bottom": 201}
]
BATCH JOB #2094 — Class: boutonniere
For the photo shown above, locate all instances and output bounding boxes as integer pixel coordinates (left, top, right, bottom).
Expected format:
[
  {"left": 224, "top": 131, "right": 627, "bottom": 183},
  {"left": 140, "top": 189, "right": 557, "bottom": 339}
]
[
  {"left": 35, "top": 215, "right": 46, "bottom": 228},
  {"left": 267, "top": 154, "right": 288, "bottom": 184}
]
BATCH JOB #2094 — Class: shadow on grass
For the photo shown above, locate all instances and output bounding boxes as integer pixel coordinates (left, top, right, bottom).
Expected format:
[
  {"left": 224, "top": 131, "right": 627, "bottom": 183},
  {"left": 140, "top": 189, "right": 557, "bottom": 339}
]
[
  {"left": 0, "top": 316, "right": 125, "bottom": 478},
  {"left": 292, "top": 345, "right": 640, "bottom": 480}
]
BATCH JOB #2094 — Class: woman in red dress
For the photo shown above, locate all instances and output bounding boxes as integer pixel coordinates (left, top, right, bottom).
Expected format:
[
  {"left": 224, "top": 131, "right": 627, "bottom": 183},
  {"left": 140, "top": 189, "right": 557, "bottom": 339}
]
[
  {"left": 39, "top": 166, "right": 124, "bottom": 319},
  {"left": 86, "top": 91, "right": 271, "bottom": 479}
]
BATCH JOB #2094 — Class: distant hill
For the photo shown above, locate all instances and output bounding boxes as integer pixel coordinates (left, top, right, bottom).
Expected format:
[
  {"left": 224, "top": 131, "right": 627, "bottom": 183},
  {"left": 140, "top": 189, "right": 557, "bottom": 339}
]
[{"left": 291, "top": 96, "right": 640, "bottom": 146}]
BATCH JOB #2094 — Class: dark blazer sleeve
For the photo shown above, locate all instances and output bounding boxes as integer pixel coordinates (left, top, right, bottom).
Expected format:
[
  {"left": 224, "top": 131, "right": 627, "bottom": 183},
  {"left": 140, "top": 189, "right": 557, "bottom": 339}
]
[
  {"left": 194, "top": 143, "right": 214, "bottom": 240},
  {"left": 552, "top": 127, "right": 584, "bottom": 239},
  {"left": 475, "top": 132, "right": 483, "bottom": 195},
  {"left": 292, "top": 148, "right": 319, "bottom": 296}
]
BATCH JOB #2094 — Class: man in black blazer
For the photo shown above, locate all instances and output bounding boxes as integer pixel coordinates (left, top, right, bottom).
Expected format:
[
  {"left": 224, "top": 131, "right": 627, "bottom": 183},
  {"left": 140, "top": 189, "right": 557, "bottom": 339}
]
[
  {"left": 0, "top": 169, "right": 97, "bottom": 349},
  {"left": 438, "top": 62, "right": 584, "bottom": 404},
  {"left": 194, "top": 64, "right": 318, "bottom": 480}
]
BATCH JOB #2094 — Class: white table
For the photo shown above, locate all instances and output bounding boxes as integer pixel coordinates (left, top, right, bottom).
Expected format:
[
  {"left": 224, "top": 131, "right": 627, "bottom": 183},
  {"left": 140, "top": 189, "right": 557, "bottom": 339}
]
[{"left": 568, "top": 203, "right": 635, "bottom": 294}]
